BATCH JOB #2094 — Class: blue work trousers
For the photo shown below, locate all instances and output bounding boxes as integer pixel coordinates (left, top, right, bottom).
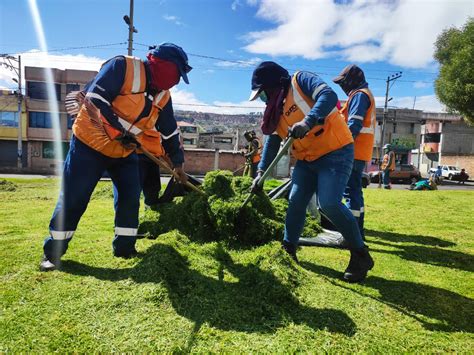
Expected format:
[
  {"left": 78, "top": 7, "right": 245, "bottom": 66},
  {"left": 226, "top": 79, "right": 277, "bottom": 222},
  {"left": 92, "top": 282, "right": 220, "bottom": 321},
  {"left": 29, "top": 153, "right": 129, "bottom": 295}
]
[
  {"left": 344, "top": 159, "right": 366, "bottom": 239},
  {"left": 138, "top": 154, "right": 161, "bottom": 206},
  {"left": 43, "top": 135, "right": 141, "bottom": 261},
  {"left": 382, "top": 169, "right": 391, "bottom": 187},
  {"left": 285, "top": 144, "right": 364, "bottom": 249}
]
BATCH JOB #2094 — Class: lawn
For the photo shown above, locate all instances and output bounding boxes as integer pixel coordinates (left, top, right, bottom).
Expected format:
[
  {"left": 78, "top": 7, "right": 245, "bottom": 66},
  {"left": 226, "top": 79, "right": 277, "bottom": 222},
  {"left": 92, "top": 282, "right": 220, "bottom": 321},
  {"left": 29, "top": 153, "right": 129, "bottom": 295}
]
[{"left": 1, "top": 178, "right": 473, "bottom": 352}]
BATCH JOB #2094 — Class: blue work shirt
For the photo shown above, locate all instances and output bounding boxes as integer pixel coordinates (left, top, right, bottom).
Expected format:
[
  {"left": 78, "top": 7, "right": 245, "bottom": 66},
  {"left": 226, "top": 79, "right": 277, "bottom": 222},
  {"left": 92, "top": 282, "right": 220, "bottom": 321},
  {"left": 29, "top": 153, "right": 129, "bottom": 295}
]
[
  {"left": 257, "top": 71, "right": 338, "bottom": 171},
  {"left": 86, "top": 56, "right": 184, "bottom": 166}
]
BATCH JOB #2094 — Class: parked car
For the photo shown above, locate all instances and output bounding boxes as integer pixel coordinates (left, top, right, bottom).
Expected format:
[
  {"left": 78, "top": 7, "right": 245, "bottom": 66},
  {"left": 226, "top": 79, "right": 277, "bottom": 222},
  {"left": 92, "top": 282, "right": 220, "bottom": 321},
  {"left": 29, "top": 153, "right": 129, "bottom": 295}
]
[
  {"left": 362, "top": 171, "right": 370, "bottom": 188},
  {"left": 369, "top": 164, "right": 421, "bottom": 184},
  {"left": 429, "top": 165, "right": 466, "bottom": 181}
]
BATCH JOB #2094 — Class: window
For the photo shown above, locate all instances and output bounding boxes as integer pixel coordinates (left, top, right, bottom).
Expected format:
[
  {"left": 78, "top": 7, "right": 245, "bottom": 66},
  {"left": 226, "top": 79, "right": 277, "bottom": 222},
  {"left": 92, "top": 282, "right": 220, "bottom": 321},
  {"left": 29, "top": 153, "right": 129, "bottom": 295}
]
[
  {"left": 29, "top": 111, "right": 53, "bottom": 128},
  {"left": 410, "top": 123, "right": 415, "bottom": 134},
  {"left": 0, "top": 111, "right": 18, "bottom": 127},
  {"left": 42, "top": 141, "right": 70, "bottom": 160},
  {"left": 66, "top": 84, "right": 80, "bottom": 95},
  {"left": 27, "top": 81, "right": 61, "bottom": 101},
  {"left": 214, "top": 137, "right": 233, "bottom": 144},
  {"left": 183, "top": 138, "right": 196, "bottom": 145},
  {"left": 180, "top": 126, "right": 197, "bottom": 134}
]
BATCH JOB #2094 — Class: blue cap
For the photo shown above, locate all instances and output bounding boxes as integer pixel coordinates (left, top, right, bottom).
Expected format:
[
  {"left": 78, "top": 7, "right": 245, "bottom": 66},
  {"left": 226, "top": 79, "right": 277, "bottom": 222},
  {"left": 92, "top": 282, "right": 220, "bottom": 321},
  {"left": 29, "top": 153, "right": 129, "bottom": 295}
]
[{"left": 149, "top": 42, "right": 192, "bottom": 84}]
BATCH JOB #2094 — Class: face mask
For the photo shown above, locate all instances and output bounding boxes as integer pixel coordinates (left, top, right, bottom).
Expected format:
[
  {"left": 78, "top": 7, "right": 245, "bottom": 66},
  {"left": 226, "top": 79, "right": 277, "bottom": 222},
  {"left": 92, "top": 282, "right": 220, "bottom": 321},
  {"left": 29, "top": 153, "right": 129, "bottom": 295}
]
[
  {"left": 146, "top": 54, "right": 180, "bottom": 90},
  {"left": 259, "top": 90, "right": 268, "bottom": 103}
]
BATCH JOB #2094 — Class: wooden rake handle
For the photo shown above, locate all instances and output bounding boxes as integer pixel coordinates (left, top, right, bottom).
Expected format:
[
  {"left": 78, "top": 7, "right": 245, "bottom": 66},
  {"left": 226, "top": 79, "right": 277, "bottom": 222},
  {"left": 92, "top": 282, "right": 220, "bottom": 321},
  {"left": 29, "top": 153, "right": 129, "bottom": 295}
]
[{"left": 138, "top": 146, "right": 205, "bottom": 195}]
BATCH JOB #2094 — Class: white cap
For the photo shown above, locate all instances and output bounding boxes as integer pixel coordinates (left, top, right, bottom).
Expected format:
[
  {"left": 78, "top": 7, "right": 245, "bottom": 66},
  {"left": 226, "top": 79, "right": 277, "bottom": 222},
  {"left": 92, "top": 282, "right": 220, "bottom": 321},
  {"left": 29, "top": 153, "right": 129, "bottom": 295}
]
[{"left": 248, "top": 88, "right": 261, "bottom": 101}]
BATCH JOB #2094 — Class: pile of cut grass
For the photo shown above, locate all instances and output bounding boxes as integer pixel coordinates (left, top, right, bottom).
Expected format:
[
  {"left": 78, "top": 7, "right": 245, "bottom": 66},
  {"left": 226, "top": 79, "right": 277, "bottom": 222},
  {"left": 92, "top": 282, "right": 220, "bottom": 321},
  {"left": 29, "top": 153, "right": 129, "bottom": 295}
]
[{"left": 139, "top": 170, "right": 321, "bottom": 245}]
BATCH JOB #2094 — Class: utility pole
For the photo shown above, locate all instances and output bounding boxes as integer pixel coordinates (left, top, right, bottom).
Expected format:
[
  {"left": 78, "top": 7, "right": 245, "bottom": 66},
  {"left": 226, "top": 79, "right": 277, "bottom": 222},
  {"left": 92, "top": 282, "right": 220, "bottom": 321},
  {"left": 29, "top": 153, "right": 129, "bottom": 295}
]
[
  {"left": 378, "top": 71, "right": 402, "bottom": 187},
  {"left": 0, "top": 54, "right": 22, "bottom": 169},
  {"left": 123, "top": 0, "right": 138, "bottom": 56}
]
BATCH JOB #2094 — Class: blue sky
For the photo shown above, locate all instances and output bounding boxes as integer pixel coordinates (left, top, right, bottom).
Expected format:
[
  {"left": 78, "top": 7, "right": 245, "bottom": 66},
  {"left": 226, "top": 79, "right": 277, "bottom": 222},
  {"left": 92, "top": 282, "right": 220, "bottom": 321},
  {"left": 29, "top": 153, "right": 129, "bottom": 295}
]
[{"left": 1, "top": 0, "right": 473, "bottom": 114}]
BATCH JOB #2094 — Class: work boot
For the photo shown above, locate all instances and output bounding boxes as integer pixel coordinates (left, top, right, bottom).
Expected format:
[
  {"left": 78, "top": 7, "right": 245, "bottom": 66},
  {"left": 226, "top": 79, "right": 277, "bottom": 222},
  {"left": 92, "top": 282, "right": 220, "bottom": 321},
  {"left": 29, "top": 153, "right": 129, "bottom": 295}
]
[
  {"left": 39, "top": 255, "right": 59, "bottom": 272},
  {"left": 282, "top": 240, "right": 299, "bottom": 263},
  {"left": 343, "top": 247, "right": 374, "bottom": 283},
  {"left": 113, "top": 248, "right": 138, "bottom": 258}
]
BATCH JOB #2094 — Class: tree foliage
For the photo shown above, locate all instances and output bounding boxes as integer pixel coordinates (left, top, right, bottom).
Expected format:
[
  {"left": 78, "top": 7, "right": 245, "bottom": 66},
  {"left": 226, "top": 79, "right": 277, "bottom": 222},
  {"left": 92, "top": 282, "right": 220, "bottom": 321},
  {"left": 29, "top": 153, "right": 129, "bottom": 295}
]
[{"left": 434, "top": 18, "right": 474, "bottom": 124}]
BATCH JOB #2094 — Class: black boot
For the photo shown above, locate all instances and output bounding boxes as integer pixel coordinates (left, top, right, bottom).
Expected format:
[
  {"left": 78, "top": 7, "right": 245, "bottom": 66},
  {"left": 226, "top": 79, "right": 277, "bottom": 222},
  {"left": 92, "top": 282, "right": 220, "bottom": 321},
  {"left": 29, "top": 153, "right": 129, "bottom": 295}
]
[
  {"left": 343, "top": 247, "right": 374, "bottom": 283},
  {"left": 281, "top": 240, "right": 299, "bottom": 263}
]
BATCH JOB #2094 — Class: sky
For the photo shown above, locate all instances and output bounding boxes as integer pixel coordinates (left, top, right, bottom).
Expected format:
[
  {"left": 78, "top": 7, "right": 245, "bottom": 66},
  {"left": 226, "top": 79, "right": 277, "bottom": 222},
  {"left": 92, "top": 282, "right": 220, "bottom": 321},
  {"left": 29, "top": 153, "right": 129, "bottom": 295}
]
[{"left": 0, "top": 0, "right": 473, "bottom": 115}]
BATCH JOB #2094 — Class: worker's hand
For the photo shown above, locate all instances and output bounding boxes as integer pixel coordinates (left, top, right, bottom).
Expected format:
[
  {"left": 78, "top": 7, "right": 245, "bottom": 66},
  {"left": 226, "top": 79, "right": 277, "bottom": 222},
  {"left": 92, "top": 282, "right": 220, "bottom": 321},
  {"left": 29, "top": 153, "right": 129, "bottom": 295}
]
[
  {"left": 174, "top": 166, "right": 188, "bottom": 184},
  {"left": 289, "top": 121, "right": 310, "bottom": 139},
  {"left": 116, "top": 130, "right": 139, "bottom": 150},
  {"left": 251, "top": 171, "right": 264, "bottom": 193}
]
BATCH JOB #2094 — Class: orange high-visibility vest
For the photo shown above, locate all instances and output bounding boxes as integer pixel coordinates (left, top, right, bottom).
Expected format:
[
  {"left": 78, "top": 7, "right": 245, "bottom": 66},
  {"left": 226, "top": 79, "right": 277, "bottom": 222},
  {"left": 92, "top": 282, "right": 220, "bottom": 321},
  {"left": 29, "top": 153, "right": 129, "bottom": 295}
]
[
  {"left": 382, "top": 151, "right": 396, "bottom": 171},
  {"left": 275, "top": 72, "right": 353, "bottom": 161},
  {"left": 341, "top": 88, "right": 376, "bottom": 162},
  {"left": 252, "top": 138, "right": 262, "bottom": 164},
  {"left": 73, "top": 56, "right": 169, "bottom": 158}
]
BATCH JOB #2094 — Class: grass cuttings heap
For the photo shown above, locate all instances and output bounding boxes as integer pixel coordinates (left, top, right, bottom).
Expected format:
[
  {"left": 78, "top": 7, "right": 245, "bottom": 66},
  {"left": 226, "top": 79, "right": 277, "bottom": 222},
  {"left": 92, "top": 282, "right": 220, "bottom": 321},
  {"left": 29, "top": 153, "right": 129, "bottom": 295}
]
[{"left": 139, "top": 170, "right": 322, "bottom": 246}]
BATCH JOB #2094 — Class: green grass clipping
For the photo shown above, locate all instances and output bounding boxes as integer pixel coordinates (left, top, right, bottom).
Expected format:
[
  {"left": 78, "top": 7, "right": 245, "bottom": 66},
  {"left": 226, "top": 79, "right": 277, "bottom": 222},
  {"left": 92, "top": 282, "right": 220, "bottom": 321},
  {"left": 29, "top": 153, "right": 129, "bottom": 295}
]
[{"left": 139, "top": 170, "right": 322, "bottom": 245}]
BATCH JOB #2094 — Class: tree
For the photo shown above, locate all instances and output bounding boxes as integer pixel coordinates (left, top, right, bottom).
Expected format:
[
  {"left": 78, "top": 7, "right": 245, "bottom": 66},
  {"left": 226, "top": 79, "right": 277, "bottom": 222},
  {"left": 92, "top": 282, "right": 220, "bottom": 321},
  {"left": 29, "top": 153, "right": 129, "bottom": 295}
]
[{"left": 434, "top": 18, "right": 474, "bottom": 124}]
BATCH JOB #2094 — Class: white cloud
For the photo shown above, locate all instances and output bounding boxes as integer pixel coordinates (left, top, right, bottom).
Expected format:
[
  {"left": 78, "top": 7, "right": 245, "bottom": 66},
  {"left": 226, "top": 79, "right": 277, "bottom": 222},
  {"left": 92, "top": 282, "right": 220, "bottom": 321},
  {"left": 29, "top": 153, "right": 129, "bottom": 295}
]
[
  {"left": 413, "top": 81, "right": 432, "bottom": 89},
  {"left": 375, "top": 94, "right": 445, "bottom": 112},
  {"left": 163, "top": 14, "right": 185, "bottom": 26},
  {"left": 171, "top": 88, "right": 265, "bottom": 114},
  {"left": 244, "top": 0, "right": 474, "bottom": 68},
  {"left": 0, "top": 50, "right": 104, "bottom": 90},
  {"left": 231, "top": 0, "right": 242, "bottom": 11},
  {"left": 216, "top": 57, "right": 262, "bottom": 68}
]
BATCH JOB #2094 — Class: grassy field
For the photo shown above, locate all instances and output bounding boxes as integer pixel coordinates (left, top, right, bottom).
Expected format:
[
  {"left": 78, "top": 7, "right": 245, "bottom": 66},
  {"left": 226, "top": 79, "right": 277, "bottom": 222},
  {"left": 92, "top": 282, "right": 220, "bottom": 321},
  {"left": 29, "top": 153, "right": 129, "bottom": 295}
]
[{"left": 1, "top": 178, "right": 473, "bottom": 352}]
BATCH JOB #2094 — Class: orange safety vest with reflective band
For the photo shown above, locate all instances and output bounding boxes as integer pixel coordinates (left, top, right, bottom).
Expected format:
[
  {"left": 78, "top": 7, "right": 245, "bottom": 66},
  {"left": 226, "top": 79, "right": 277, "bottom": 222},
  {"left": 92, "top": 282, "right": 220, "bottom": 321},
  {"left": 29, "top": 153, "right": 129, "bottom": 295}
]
[
  {"left": 382, "top": 151, "right": 396, "bottom": 171},
  {"left": 252, "top": 138, "right": 262, "bottom": 164},
  {"left": 275, "top": 73, "right": 353, "bottom": 161},
  {"left": 73, "top": 56, "right": 169, "bottom": 158},
  {"left": 341, "top": 88, "right": 376, "bottom": 162}
]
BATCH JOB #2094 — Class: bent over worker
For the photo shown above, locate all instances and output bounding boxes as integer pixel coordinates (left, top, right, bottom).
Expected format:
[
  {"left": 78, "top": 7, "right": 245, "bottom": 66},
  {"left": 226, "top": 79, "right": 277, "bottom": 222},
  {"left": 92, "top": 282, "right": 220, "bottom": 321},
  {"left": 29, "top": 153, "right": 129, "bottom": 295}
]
[
  {"left": 40, "top": 43, "right": 191, "bottom": 271},
  {"left": 249, "top": 61, "right": 374, "bottom": 283},
  {"left": 333, "top": 64, "right": 375, "bottom": 240}
]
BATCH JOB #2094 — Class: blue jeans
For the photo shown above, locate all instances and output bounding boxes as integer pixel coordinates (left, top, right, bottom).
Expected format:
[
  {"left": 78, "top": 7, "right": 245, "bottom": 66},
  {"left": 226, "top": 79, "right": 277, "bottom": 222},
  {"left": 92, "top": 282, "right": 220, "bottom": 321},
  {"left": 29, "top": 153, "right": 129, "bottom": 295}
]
[
  {"left": 344, "top": 159, "right": 366, "bottom": 239},
  {"left": 285, "top": 144, "right": 364, "bottom": 249},
  {"left": 43, "top": 135, "right": 141, "bottom": 260}
]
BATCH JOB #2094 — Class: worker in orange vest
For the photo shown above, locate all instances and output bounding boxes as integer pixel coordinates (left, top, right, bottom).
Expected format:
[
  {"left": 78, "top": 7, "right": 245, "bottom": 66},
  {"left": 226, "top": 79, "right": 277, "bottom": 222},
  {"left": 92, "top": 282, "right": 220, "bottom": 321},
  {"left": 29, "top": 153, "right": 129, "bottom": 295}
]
[
  {"left": 249, "top": 61, "right": 373, "bottom": 283},
  {"left": 242, "top": 130, "right": 262, "bottom": 178},
  {"left": 381, "top": 144, "right": 396, "bottom": 189},
  {"left": 333, "top": 64, "right": 375, "bottom": 240},
  {"left": 40, "top": 43, "right": 191, "bottom": 271}
]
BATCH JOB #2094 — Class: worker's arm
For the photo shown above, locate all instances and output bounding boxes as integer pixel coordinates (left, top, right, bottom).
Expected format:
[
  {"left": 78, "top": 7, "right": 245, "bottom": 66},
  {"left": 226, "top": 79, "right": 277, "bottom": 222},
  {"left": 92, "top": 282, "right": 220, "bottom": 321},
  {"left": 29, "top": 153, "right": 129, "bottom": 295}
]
[
  {"left": 347, "top": 92, "right": 370, "bottom": 138},
  {"left": 257, "top": 134, "right": 282, "bottom": 172},
  {"left": 296, "top": 71, "right": 338, "bottom": 128},
  {"left": 155, "top": 97, "right": 185, "bottom": 168},
  {"left": 84, "top": 56, "right": 126, "bottom": 132}
]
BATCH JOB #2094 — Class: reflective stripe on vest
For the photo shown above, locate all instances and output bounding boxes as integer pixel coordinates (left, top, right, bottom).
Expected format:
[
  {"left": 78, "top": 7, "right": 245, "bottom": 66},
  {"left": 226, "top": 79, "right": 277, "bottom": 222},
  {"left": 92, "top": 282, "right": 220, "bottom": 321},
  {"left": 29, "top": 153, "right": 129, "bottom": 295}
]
[
  {"left": 73, "top": 56, "right": 170, "bottom": 158},
  {"left": 342, "top": 87, "right": 376, "bottom": 162},
  {"left": 275, "top": 72, "right": 353, "bottom": 162}
]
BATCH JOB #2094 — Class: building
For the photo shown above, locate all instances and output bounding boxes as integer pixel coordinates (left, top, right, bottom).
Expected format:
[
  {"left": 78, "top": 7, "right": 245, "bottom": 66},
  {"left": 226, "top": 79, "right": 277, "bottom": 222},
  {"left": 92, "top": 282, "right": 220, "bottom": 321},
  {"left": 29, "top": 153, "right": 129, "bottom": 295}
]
[
  {"left": 0, "top": 90, "right": 27, "bottom": 168},
  {"left": 416, "top": 113, "right": 474, "bottom": 174},
  {"left": 198, "top": 131, "right": 237, "bottom": 151},
  {"left": 0, "top": 66, "right": 97, "bottom": 173},
  {"left": 177, "top": 121, "right": 199, "bottom": 148}
]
